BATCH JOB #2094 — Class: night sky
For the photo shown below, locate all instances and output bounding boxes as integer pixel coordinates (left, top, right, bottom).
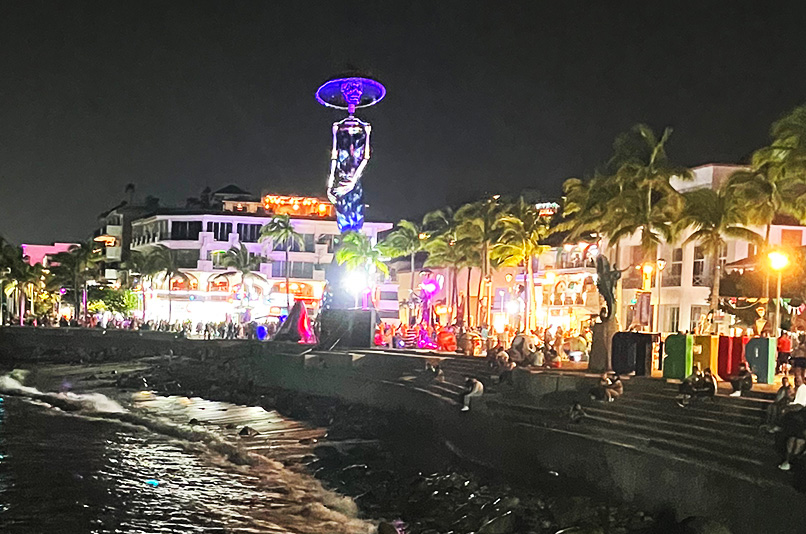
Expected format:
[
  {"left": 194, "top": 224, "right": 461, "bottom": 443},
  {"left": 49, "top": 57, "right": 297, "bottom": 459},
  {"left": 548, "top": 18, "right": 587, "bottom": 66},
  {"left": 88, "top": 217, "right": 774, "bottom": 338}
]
[{"left": 2, "top": 1, "right": 806, "bottom": 244}]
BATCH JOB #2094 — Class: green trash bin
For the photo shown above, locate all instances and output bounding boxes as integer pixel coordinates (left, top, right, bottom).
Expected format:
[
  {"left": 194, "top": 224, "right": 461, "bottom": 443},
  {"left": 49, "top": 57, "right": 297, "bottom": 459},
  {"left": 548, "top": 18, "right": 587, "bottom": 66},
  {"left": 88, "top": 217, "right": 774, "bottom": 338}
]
[
  {"left": 745, "top": 337, "right": 776, "bottom": 384},
  {"left": 663, "top": 334, "right": 693, "bottom": 379}
]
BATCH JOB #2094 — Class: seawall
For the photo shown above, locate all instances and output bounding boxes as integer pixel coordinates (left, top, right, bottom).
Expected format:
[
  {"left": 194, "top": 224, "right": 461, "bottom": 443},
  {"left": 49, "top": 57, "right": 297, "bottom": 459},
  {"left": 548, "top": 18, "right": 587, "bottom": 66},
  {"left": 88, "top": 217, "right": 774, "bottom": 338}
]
[{"left": 1, "top": 327, "right": 802, "bottom": 534}]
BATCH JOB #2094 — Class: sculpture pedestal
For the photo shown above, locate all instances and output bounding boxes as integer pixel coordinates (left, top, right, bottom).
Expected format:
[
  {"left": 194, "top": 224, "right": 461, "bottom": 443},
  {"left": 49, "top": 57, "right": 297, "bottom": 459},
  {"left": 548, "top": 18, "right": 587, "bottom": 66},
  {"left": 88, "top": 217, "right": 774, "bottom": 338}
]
[{"left": 590, "top": 320, "right": 617, "bottom": 372}]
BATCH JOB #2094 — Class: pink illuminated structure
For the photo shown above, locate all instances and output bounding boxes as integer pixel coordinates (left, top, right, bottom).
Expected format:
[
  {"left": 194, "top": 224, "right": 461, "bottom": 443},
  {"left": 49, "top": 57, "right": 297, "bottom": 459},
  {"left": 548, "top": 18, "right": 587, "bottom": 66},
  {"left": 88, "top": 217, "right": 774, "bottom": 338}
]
[{"left": 20, "top": 242, "right": 76, "bottom": 266}]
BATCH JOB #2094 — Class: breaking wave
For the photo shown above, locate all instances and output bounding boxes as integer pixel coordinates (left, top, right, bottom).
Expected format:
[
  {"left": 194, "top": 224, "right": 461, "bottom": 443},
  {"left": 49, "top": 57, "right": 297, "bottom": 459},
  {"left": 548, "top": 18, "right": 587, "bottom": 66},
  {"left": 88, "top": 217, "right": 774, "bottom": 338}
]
[{"left": 0, "top": 373, "right": 376, "bottom": 534}]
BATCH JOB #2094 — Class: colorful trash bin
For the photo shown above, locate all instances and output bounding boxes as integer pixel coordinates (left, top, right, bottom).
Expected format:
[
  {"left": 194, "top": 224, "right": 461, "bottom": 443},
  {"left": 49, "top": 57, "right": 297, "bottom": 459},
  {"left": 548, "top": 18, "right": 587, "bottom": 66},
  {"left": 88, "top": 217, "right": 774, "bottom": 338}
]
[
  {"left": 693, "top": 335, "right": 719, "bottom": 376},
  {"left": 611, "top": 332, "right": 654, "bottom": 376},
  {"left": 745, "top": 337, "right": 776, "bottom": 384},
  {"left": 663, "top": 334, "right": 693, "bottom": 379}
]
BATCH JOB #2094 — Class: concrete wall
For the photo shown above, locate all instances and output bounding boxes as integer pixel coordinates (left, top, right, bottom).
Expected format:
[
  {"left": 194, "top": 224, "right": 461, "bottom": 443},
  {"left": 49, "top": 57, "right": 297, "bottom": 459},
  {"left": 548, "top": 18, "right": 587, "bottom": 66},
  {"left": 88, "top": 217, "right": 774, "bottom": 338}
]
[{"left": 2, "top": 327, "right": 803, "bottom": 534}]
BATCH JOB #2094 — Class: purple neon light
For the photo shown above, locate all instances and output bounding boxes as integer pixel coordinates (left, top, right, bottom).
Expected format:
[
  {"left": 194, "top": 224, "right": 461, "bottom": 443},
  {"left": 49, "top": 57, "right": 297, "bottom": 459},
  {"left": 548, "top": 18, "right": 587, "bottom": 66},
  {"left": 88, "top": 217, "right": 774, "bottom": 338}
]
[{"left": 315, "top": 77, "right": 386, "bottom": 111}]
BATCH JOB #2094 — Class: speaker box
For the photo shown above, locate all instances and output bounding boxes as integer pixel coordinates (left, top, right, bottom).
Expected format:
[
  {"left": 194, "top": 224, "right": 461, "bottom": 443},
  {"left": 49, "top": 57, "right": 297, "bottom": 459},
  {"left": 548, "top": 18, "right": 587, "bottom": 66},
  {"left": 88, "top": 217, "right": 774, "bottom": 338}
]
[{"left": 318, "top": 309, "right": 376, "bottom": 349}]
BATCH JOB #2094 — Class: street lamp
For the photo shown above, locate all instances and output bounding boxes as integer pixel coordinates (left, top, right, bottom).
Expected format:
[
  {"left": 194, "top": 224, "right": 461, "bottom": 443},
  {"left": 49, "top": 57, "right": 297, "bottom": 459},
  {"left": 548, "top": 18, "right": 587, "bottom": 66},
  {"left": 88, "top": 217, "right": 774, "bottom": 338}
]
[{"left": 769, "top": 251, "right": 789, "bottom": 336}]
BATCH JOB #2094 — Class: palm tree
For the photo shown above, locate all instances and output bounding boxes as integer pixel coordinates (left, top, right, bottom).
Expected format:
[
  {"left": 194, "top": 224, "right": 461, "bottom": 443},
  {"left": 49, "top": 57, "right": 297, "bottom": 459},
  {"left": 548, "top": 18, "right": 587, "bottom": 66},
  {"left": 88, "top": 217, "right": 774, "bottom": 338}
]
[
  {"left": 125, "top": 250, "right": 161, "bottom": 321},
  {"left": 605, "top": 124, "right": 692, "bottom": 260},
  {"left": 260, "top": 215, "right": 304, "bottom": 310},
  {"left": 675, "top": 185, "right": 763, "bottom": 323},
  {"left": 221, "top": 243, "right": 267, "bottom": 295},
  {"left": 456, "top": 196, "right": 502, "bottom": 326},
  {"left": 423, "top": 231, "right": 464, "bottom": 324},
  {"left": 50, "top": 241, "right": 102, "bottom": 324},
  {"left": 335, "top": 232, "right": 389, "bottom": 275},
  {"left": 336, "top": 232, "right": 389, "bottom": 307},
  {"left": 491, "top": 197, "right": 552, "bottom": 332},
  {"left": 146, "top": 244, "right": 187, "bottom": 324},
  {"left": 726, "top": 104, "right": 806, "bottom": 314},
  {"left": 381, "top": 219, "right": 426, "bottom": 301},
  {"left": 0, "top": 236, "right": 17, "bottom": 323},
  {"left": 0, "top": 243, "right": 43, "bottom": 325},
  {"left": 753, "top": 103, "right": 806, "bottom": 217}
]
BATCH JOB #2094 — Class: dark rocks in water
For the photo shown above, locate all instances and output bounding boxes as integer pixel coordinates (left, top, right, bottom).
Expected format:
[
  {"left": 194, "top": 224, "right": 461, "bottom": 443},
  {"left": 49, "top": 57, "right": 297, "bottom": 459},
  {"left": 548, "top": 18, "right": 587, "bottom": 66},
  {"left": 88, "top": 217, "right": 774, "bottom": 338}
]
[
  {"left": 238, "top": 426, "right": 260, "bottom": 437},
  {"left": 115, "top": 374, "right": 149, "bottom": 390},
  {"left": 314, "top": 445, "right": 342, "bottom": 459},
  {"left": 224, "top": 423, "right": 237, "bottom": 430},
  {"left": 478, "top": 511, "right": 516, "bottom": 534},
  {"left": 377, "top": 522, "right": 399, "bottom": 534},
  {"left": 188, "top": 418, "right": 201, "bottom": 425},
  {"left": 678, "top": 516, "right": 732, "bottom": 534},
  {"left": 552, "top": 496, "right": 598, "bottom": 527}
]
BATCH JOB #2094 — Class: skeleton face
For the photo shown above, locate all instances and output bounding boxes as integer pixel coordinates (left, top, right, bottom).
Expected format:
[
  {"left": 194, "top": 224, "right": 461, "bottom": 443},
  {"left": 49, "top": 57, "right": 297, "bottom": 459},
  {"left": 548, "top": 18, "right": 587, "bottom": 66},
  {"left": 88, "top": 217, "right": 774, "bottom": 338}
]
[{"left": 340, "top": 80, "right": 363, "bottom": 105}]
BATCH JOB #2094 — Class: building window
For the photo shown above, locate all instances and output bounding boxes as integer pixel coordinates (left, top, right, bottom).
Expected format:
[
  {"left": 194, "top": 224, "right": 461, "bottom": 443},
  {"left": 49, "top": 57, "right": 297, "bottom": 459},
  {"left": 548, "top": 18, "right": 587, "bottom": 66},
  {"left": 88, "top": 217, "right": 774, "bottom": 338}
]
[
  {"left": 170, "top": 221, "right": 202, "bottom": 241},
  {"left": 303, "top": 233, "right": 315, "bottom": 252},
  {"left": 692, "top": 246, "right": 708, "bottom": 287},
  {"left": 174, "top": 249, "right": 200, "bottom": 269},
  {"left": 273, "top": 233, "right": 315, "bottom": 252},
  {"left": 664, "top": 248, "right": 683, "bottom": 287},
  {"left": 272, "top": 261, "right": 314, "bottom": 279},
  {"left": 209, "top": 250, "right": 227, "bottom": 268},
  {"left": 667, "top": 306, "right": 680, "bottom": 333},
  {"left": 317, "top": 233, "right": 335, "bottom": 253},
  {"left": 237, "top": 223, "right": 262, "bottom": 243},
  {"left": 207, "top": 222, "right": 232, "bottom": 241},
  {"left": 292, "top": 262, "right": 314, "bottom": 279}
]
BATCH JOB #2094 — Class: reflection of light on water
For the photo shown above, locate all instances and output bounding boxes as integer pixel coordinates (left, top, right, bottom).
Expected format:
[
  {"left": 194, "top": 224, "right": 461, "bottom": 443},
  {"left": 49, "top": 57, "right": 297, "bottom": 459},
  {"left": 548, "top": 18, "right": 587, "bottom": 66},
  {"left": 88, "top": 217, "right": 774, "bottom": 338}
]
[{"left": 0, "top": 389, "right": 372, "bottom": 534}]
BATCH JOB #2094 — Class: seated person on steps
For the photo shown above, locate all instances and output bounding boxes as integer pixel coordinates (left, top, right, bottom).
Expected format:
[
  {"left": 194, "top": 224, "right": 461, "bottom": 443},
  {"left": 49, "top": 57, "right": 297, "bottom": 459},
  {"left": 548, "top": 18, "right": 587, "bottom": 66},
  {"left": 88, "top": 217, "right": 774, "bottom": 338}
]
[
  {"left": 460, "top": 377, "right": 484, "bottom": 412},
  {"left": 729, "top": 362, "right": 753, "bottom": 397},
  {"left": 766, "top": 376, "right": 795, "bottom": 430}
]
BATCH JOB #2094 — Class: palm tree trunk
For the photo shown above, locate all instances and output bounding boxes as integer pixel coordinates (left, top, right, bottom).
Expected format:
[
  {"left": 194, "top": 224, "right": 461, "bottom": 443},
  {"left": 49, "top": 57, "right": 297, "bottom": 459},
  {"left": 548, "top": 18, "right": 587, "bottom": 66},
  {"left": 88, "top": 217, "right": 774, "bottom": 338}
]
[
  {"left": 83, "top": 280, "right": 88, "bottom": 325},
  {"left": 74, "top": 273, "right": 80, "bottom": 323},
  {"left": 18, "top": 288, "right": 24, "bottom": 326},
  {"left": 141, "top": 281, "right": 147, "bottom": 322},
  {"left": 410, "top": 252, "right": 415, "bottom": 297},
  {"left": 285, "top": 247, "right": 291, "bottom": 311},
  {"left": 764, "top": 223, "right": 771, "bottom": 323},
  {"left": 466, "top": 267, "right": 472, "bottom": 327},
  {"left": 526, "top": 257, "right": 535, "bottom": 332},
  {"left": 475, "top": 272, "right": 483, "bottom": 326},
  {"left": 168, "top": 281, "right": 172, "bottom": 325}
]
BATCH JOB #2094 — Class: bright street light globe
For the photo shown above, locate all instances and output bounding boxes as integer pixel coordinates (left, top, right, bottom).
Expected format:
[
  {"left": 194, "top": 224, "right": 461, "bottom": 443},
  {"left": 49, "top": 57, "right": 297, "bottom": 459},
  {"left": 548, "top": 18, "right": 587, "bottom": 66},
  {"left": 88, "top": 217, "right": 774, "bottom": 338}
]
[{"left": 768, "top": 251, "right": 789, "bottom": 271}]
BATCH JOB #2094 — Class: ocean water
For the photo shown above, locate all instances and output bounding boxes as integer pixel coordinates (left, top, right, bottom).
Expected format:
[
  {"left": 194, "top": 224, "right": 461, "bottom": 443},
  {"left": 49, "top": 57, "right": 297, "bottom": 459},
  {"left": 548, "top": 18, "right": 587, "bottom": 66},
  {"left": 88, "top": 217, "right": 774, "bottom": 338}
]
[{"left": 0, "top": 376, "right": 374, "bottom": 534}]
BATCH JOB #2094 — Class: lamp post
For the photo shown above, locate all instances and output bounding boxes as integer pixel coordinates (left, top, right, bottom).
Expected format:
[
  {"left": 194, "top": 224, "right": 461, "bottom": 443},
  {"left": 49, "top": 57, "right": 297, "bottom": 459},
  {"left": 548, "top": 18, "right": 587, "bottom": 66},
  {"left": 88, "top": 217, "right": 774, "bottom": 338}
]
[
  {"left": 768, "top": 251, "right": 789, "bottom": 336},
  {"left": 655, "top": 258, "right": 667, "bottom": 333}
]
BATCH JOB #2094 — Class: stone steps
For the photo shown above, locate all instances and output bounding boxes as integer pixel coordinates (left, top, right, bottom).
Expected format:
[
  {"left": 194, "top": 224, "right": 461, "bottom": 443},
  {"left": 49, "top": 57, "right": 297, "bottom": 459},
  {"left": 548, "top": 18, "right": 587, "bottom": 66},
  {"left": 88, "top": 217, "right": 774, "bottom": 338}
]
[
  {"left": 586, "top": 401, "right": 762, "bottom": 435},
  {"left": 486, "top": 400, "right": 773, "bottom": 475}
]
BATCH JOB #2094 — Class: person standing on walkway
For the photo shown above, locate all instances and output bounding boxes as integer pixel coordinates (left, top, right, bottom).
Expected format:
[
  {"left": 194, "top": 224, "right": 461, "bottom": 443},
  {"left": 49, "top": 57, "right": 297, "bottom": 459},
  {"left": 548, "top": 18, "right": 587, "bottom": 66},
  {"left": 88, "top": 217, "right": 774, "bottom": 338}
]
[{"left": 778, "top": 332, "right": 793, "bottom": 375}]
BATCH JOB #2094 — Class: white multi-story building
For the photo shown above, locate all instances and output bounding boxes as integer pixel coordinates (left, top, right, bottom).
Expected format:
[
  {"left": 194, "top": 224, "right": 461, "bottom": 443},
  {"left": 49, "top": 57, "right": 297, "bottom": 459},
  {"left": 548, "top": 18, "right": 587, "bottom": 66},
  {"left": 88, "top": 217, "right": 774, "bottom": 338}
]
[
  {"left": 129, "top": 191, "right": 392, "bottom": 324},
  {"left": 608, "top": 163, "right": 806, "bottom": 335}
]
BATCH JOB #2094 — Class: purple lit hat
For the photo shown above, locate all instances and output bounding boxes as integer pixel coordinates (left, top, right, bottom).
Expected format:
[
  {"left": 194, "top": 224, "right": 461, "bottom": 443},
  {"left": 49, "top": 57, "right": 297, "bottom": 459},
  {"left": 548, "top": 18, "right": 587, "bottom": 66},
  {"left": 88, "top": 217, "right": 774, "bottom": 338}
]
[{"left": 316, "top": 75, "right": 386, "bottom": 114}]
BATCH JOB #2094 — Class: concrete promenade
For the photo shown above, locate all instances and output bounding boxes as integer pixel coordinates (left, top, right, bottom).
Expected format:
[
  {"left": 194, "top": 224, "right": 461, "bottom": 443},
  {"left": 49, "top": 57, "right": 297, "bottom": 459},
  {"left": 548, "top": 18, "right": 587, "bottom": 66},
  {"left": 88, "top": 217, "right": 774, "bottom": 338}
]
[{"left": 1, "top": 326, "right": 804, "bottom": 534}]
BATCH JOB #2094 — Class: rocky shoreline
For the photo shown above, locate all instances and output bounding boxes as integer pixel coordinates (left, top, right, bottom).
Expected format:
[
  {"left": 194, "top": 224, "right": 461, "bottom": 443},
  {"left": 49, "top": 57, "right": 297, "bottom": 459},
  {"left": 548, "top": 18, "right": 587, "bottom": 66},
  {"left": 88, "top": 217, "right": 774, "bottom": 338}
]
[{"left": 11, "top": 356, "right": 729, "bottom": 534}]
